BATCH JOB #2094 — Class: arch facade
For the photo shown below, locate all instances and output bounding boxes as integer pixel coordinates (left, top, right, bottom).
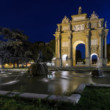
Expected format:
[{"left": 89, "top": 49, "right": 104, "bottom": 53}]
[{"left": 54, "top": 7, "right": 109, "bottom": 67}]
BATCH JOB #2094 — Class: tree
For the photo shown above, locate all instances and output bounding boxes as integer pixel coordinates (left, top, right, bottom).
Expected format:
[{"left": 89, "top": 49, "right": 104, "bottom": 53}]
[
  {"left": 48, "top": 39, "right": 55, "bottom": 56},
  {"left": 30, "top": 40, "right": 55, "bottom": 63},
  {"left": 30, "top": 42, "right": 39, "bottom": 62},
  {"left": 0, "top": 28, "right": 32, "bottom": 68}
]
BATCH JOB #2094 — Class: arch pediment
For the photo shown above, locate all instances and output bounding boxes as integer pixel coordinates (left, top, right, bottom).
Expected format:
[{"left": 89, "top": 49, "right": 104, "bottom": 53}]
[
  {"left": 90, "top": 11, "right": 98, "bottom": 20},
  {"left": 62, "top": 16, "right": 70, "bottom": 24}
]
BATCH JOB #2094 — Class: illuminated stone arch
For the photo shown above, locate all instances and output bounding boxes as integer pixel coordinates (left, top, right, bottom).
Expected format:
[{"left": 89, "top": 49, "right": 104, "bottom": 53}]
[{"left": 54, "top": 7, "right": 109, "bottom": 67}]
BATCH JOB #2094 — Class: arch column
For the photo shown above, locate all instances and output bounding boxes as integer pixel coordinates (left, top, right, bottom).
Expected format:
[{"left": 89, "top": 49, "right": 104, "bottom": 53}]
[
  {"left": 58, "top": 35, "right": 62, "bottom": 66},
  {"left": 104, "top": 37, "right": 107, "bottom": 59},
  {"left": 99, "top": 33, "right": 103, "bottom": 67},
  {"left": 85, "top": 35, "right": 90, "bottom": 66},
  {"left": 104, "top": 34, "right": 107, "bottom": 66},
  {"left": 55, "top": 35, "right": 62, "bottom": 67},
  {"left": 55, "top": 37, "right": 58, "bottom": 58},
  {"left": 67, "top": 35, "right": 73, "bottom": 67},
  {"left": 103, "top": 29, "right": 109, "bottom": 66}
]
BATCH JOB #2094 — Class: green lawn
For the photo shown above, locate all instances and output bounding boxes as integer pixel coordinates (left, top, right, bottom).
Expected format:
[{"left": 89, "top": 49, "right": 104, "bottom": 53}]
[
  {"left": 75, "top": 86, "right": 110, "bottom": 110},
  {"left": 0, "top": 86, "right": 110, "bottom": 110}
]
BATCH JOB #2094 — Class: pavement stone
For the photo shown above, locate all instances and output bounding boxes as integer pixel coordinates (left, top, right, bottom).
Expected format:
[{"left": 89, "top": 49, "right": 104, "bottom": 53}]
[
  {"left": 0, "top": 90, "right": 10, "bottom": 95},
  {"left": 48, "top": 95, "right": 69, "bottom": 102},
  {"left": 75, "top": 84, "right": 86, "bottom": 93},
  {"left": 20, "top": 93, "right": 48, "bottom": 99},
  {"left": 68, "top": 94, "right": 81, "bottom": 104},
  {"left": 7, "top": 92, "right": 20, "bottom": 97}
]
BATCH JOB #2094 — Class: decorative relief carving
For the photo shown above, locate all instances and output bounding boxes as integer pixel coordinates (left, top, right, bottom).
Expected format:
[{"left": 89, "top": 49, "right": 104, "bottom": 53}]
[
  {"left": 91, "top": 22, "right": 97, "bottom": 28},
  {"left": 62, "top": 25, "right": 70, "bottom": 31},
  {"left": 91, "top": 45, "right": 98, "bottom": 53},
  {"left": 73, "top": 24, "right": 85, "bottom": 31},
  {"left": 91, "top": 39, "right": 98, "bottom": 45},
  {"left": 61, "top": 48, "right": 68, "bottom": 54},
  {"left": 62, "top": 42, "right": 68, "bottom": 47},
  {"left": 73, "top": 16, "right": 85, "bottom": 21}
]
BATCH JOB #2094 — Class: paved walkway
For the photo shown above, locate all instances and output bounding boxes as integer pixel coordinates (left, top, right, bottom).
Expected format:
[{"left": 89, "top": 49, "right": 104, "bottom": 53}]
[
  {"left": 0, "top": 90, "right": 81, "bottom": 104},
  {"left": 48, "top": 66, "right": 110, "bottom": 71},
  {"left": 0, "top": 83, "right": 110, "bottom": 104}
]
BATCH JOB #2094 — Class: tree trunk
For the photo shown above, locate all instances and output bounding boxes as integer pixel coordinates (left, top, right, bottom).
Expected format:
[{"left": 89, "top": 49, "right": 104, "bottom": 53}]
[
  {"left": 2, "top": 64, "right": 4, "bottom": 69},
  {"left": 22, "top": 63, "right": 24, "bottom": 68},
  {"left": 26, "top": 62, "right": 27, "bottom": 68},
  {"left": 13, "top": 63, "right": 15, "bottom": 68},
  {"left": 17, "top": 61, "right": 19, "bottom": 68}
]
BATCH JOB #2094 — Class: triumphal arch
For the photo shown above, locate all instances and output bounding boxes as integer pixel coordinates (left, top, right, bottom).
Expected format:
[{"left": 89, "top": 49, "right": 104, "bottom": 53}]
[{"left": 54, "top": 7, "right": 109, "bottom": 67}]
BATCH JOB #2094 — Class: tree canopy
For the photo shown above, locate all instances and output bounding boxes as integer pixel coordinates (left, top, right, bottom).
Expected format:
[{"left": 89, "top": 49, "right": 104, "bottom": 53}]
[
  {"left": 0, "top": 27, "right": 55, "bottom": 68},
  {"left": 0, "top": 28, "right": 32, "bottom": 68}
]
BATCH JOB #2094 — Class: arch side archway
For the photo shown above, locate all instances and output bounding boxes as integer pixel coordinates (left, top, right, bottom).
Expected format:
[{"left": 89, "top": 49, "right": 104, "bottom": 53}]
[{"left": 90, "top": 53, "right": 98, "bottom": 65}]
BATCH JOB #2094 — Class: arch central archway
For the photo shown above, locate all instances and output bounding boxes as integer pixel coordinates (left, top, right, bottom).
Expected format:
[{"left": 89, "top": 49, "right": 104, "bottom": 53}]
[{"left": 73, "top": 40, "right": 85, "bottom": 66}]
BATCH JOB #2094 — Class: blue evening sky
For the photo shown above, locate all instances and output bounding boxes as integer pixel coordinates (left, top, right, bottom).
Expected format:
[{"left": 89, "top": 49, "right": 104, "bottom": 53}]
[{"left": 0, "top": 0, "right": 110, "bottom": 43}]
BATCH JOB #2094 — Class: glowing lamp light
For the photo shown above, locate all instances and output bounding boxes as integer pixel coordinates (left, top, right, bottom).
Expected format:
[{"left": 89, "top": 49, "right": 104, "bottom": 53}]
[
  {"left": 62, "top": 54, "right": 68, "bottom": 61},
  {"left": 52, "top": 57, "right": 56, "bottom": 60},
  {"left": 66, "top": 63, "right": 68, "bottom": 66}
]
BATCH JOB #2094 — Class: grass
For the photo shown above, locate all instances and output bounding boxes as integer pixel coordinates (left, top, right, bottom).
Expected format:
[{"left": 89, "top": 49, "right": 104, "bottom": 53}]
[
  {"left": 1, "top": 86, "right": 110, "bottom": 110},
  {"left": 0, "top": 96, "right": 57, "bottom": 110},
  {"left": 75, "top": 86, "right": 110, "bottom": 110}
]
